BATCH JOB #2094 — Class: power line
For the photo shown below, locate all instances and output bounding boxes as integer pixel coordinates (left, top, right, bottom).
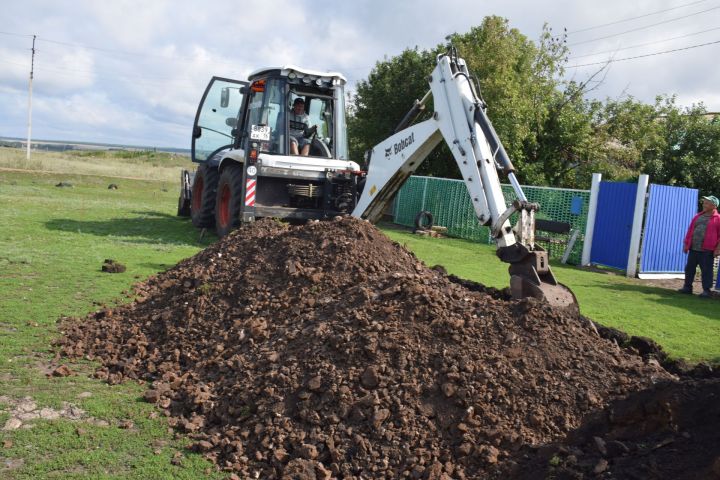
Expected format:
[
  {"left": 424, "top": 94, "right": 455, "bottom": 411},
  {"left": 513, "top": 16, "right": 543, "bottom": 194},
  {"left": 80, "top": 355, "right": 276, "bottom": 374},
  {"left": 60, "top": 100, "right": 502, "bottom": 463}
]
[
  {"left": 569, "top": 26, "right": 720, "bottom": 59},
  {"left": 567, "top": 0, "right": 711, "bottom": 34},
  {"left": 0, "top": 52, "right": 204, "bottom": 82},
  {"left": 567, "top": 39, "right": 720, "bottom": 68},
  {"left": 568, "top": 5, "right": 720, "bottom": 46},
  {"left": 0, "top": 55, "right": 202, "bottom": 89},
  {"left": 0, "top": 30, "right": 35, "bottom": 38},
  {"left": 37, "top": 37, "right": 180, "bottom": 61}
]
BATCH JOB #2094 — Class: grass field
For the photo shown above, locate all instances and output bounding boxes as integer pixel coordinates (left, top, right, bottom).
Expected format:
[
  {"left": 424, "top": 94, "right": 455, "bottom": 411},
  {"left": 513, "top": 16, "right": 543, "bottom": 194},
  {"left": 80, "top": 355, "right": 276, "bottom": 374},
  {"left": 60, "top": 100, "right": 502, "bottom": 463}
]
[
  {"left": 0, "top": 148, "right": 718, "bottom": 478},
  {"left": 0, "top": 164, "right": 223, "bottom": 478},
  {"left": 0, "top": 148, "right": 190, "bottom": 182}
]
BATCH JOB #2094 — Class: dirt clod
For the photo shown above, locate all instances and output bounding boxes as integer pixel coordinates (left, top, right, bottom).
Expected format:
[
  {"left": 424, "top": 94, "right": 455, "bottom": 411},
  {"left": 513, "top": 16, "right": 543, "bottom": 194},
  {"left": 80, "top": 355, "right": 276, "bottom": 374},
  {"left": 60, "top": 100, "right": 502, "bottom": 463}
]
[
  {"left": 101, "top": 259, "right": 126, "bottom": 273},
  {"left": 52, "top": 364, "right": 73, "bottom": 377},
  {"left": 56, "top": 218, "right": 716, "bottom": 478},
  {"left": 118, "top": 420, "right": 134, "bottom": 429}
]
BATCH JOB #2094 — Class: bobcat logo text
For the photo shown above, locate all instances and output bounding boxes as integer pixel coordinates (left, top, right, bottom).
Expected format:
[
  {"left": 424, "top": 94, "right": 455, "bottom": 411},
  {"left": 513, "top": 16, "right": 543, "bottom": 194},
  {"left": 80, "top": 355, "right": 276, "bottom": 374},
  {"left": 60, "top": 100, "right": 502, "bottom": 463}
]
[{"left": 385, "top": 132, "right": 415, "bottom": 158}]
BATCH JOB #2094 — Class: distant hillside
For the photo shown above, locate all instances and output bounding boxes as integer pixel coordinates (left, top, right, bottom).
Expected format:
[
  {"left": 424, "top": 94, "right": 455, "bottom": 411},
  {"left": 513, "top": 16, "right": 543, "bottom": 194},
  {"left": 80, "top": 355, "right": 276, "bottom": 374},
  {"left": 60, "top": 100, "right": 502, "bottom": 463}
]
[{"left": 0, "top": 136, "right": 190, "bottom": 156}]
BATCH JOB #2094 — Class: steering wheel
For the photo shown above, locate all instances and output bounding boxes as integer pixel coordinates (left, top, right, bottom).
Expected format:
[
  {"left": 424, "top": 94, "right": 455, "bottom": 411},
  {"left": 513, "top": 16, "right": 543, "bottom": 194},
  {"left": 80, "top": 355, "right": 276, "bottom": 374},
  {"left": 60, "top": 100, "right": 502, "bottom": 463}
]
[{"left": 303, "top": 124, "right": 318, "bottom": 140}]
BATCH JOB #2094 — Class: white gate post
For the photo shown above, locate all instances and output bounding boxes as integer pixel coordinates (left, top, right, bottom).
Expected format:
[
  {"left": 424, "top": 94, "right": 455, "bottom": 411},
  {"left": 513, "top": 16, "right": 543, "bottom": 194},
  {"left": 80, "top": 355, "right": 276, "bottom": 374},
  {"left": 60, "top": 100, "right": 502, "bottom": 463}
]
[
  {"left": 626, "top": 174, "right": 649, "bottom": 277},
  {"left": 581, "top": 173, "right": 602, "bottom": 266}
]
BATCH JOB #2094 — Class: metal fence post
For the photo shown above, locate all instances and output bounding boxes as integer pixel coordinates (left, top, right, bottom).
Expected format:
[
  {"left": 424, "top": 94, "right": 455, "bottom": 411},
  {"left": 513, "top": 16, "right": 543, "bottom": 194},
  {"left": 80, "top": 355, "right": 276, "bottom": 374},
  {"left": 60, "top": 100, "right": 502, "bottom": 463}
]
[
  {"left": 421, "top": 177, "right": 429, "bottom": 211},
  {"left": 626, "top": 174, "right": 649, "bottom": 277},
  {"left": 581, "top": 173, "right": 602, "bottom": 266}
]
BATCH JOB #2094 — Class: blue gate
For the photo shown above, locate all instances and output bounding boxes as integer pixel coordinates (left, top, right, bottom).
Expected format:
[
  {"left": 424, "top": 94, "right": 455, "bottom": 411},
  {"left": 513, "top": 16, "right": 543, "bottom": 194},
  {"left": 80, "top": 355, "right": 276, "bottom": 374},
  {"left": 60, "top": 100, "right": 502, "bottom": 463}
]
[
  {"left": 640, "top": 184, "right": 698, "bottom": 273},
  {"left": 590, "top": 181, "right": 638, "bottom": 270}
]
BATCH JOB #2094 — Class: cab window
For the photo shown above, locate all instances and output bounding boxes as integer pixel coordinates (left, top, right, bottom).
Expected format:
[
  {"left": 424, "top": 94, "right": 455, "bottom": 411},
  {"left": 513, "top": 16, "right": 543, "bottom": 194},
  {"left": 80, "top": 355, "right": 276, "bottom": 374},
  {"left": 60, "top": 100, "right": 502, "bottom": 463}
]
[{"left": 244, "top": 78, "right": 285, "bottom": 155}]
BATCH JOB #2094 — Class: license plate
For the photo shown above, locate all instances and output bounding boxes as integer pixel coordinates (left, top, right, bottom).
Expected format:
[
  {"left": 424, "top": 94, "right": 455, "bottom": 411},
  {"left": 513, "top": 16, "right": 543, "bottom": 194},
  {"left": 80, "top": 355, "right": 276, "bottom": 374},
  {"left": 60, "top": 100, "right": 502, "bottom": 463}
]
[{"left": 250, "top": 125, "right": 271, "bottom": 141}]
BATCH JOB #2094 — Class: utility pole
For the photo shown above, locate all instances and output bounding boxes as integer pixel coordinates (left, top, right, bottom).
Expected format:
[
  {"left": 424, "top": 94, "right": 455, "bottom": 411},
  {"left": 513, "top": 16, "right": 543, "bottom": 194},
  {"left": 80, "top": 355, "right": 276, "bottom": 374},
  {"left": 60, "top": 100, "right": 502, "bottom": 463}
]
[{"left": 26, "top": 35, "right": 36, "bottom": 160}]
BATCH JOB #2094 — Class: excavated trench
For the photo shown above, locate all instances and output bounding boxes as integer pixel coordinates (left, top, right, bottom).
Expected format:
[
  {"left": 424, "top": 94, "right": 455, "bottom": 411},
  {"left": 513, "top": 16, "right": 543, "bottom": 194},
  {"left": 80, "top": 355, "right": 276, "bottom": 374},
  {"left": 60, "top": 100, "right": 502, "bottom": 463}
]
[{"left": 56, "top": 217, "right": 719, "bottom": 479}]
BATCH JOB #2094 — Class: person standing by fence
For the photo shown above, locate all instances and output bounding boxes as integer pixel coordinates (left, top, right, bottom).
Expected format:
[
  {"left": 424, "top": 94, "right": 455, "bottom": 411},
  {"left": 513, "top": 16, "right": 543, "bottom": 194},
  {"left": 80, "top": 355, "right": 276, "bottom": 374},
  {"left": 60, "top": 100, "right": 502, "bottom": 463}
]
[{"left": 678, "top": 195, "right": 720, "bottom": 298}]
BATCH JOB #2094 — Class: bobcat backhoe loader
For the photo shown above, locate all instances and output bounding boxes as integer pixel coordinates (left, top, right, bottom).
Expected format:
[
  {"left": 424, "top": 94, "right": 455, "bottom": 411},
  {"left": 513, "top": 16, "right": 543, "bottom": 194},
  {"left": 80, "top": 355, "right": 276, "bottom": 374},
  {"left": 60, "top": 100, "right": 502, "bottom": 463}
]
[{"left": 180, "top": 48, "right": 577, "bottom": 308}]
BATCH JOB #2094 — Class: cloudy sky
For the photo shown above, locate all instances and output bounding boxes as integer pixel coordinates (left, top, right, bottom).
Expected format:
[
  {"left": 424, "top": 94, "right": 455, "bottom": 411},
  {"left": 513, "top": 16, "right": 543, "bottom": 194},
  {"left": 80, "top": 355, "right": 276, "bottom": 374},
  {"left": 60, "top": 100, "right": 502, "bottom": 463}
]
[{"left": 1, "top": 0, "right": 719, "bottom": 148}]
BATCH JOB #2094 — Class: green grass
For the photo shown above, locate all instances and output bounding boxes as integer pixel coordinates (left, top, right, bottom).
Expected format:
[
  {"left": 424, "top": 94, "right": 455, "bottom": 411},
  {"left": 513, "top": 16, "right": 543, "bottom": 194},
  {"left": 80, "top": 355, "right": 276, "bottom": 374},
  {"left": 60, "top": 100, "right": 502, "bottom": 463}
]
[
  {"left": 1, "top": 151, "right": 718, "bottom": 478},
  {"left": 382, "top": 228, "right": 720, "bottom": 364},
  {"left": 0, "top": 147, "right": 192, "bottom": 181},
  {"left": 0, "top": 169, "right": 222, "bottom": 479}
]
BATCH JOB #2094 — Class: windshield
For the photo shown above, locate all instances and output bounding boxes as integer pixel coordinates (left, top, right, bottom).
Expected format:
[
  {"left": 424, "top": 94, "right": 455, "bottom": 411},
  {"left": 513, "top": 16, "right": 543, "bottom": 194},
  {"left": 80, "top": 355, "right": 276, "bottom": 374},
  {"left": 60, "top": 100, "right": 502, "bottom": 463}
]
[
  {"left": 244, "top": 78, "right": 285, "bottom": 155},
  {"left": 288, "top": 91, "right": 334, "bottom": 158},
  {"left": 243, "top": 77, "right": 341, "bottom": 159}
]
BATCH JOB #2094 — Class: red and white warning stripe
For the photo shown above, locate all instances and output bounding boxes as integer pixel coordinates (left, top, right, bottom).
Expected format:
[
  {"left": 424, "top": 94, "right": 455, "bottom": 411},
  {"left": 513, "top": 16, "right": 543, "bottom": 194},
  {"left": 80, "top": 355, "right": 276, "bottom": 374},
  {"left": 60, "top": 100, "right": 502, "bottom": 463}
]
[{"left": 245, "top": 179, "right": 256, "bottom": 206}]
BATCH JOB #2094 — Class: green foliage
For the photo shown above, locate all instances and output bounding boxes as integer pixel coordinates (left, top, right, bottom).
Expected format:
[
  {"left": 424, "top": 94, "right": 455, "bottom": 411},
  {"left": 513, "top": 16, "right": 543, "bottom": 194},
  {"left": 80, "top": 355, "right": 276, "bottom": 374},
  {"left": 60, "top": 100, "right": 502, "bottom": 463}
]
[
  {"left": 348, "top": 48, "right": 438, "bottom": 170},
  {"left": 651, "top": 100, "right": 720, "bottom": 196},
  {"left": 347, "top": 17, "right": 720, "bottom": 192},
  {"left": 595, "top": 95, "right": 720, "bottom": 195},
  {"left": 348, "top": 17, "right": 582, "bottom": 183}
]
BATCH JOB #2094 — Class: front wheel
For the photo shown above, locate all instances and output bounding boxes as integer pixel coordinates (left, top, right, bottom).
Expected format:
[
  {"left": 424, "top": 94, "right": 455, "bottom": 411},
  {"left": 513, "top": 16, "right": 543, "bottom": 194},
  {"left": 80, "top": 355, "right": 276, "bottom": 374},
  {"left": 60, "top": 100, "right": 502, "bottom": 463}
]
[
  {"left": 215, "top": 164, "right": 244, "bottom": 238},
  {"left": 190, "top": 163, "right": 220, "bottom": 228}
]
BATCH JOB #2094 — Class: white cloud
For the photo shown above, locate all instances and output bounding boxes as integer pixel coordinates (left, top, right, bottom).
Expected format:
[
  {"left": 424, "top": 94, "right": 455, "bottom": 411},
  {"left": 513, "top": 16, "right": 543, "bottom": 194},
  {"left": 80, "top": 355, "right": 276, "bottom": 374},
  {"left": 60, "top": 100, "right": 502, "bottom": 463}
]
[{"left": 0, "top": 47, "right": 32, "bottom": 90}]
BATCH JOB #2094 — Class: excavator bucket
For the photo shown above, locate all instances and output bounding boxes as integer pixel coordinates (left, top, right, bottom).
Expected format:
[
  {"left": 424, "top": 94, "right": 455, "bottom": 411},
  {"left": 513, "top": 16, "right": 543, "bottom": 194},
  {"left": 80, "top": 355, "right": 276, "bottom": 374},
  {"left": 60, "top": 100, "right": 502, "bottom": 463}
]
[{"left": 500, "top": 246, "right": 579, "bottom": 311}]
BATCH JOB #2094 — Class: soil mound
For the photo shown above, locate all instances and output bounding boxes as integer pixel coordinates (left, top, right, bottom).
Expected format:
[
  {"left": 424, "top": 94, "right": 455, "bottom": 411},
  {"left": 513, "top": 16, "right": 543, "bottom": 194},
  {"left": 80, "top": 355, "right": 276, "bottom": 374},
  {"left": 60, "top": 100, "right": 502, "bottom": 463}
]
[
  {"left": 507, "top": 378, "right": 720, "bottom": 480},
  {"left": 57, "top": 217, "right": 675, "bottom": 478}
]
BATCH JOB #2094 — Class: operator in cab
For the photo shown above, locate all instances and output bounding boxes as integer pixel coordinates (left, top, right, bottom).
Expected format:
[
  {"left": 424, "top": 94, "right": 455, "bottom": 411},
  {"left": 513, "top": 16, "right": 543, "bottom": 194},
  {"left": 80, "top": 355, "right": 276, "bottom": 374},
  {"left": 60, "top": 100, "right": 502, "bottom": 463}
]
[{"left": 289, "top": 97, "right": 315, "bottom": 156}]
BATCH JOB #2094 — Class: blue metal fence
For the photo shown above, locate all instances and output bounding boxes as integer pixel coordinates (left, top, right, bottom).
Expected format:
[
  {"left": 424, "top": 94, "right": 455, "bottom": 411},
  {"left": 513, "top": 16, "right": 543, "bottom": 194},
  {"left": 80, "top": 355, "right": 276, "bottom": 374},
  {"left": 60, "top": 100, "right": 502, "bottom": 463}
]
[
  {"left": 590, "top": 181, "right": 637, "bottom": 270},
  {"left": 640, "top": 184, "right": 698, "bottom": 274}
]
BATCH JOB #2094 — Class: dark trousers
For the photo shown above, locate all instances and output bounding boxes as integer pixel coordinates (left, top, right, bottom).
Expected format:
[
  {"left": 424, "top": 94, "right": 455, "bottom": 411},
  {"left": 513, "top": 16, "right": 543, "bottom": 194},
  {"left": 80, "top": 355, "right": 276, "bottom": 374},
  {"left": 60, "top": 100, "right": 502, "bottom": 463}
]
[{"left": 684, "top": 249, "right": 715, "bottom": 291}]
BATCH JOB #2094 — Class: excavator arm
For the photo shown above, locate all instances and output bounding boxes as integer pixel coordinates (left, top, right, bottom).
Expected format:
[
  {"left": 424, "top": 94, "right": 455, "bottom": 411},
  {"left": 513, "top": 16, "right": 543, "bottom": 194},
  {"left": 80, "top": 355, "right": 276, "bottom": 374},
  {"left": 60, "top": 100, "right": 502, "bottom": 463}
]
[{"left": 351, "top": 49, "right": 577, "bottom": 309}]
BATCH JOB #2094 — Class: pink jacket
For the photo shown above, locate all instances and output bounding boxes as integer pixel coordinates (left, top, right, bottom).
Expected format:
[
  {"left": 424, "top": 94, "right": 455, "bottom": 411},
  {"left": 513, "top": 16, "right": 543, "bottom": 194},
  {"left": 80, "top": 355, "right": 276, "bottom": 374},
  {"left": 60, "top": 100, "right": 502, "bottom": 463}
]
[{"left": 684, "top": 210, "right": 720, "bottom": 251}]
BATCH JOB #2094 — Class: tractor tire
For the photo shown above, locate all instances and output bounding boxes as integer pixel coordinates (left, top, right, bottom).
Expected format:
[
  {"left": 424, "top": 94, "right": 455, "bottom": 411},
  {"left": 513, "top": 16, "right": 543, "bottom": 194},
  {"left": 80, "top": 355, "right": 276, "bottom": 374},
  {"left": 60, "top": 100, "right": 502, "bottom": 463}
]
[
  {"left": 190, "top": 163, "right": 219, "bottom": 228},
  {"left": 215, "top": 164, "right": 244, "bottom": 238}
]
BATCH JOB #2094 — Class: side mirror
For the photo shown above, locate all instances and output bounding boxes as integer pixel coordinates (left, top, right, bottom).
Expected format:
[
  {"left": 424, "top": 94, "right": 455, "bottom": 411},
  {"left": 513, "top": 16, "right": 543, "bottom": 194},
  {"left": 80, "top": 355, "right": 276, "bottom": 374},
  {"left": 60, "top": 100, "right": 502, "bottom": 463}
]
[
  {"left": 220, "top": 87, "right": 230, "bottom": 108},
  {"left": 193, "top": 126, "right": 202, "bottom": 139},
  {"left": 225, "top": 117, "right": 237, "bottom": 128},
  {"left": 240, "top": 86, "right": 248, "bottom": 94}
]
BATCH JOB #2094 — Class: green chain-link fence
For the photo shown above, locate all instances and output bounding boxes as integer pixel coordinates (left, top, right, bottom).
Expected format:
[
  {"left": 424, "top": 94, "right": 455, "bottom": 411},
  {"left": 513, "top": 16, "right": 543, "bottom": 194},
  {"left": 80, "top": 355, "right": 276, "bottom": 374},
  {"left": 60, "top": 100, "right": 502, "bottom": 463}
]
[{"left": 393, "top": 176, "right": 590, "bottom": 264}]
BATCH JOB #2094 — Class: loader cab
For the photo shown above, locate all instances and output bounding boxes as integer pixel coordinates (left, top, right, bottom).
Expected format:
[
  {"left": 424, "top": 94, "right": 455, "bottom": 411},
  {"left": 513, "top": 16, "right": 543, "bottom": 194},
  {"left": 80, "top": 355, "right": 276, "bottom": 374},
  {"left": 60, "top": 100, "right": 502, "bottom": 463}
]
[
  {"left": 239, "top": 67, "right": 348, "bottom": 160},
  {"left": 191, "top": 67, "right": 348, "bottom": 164}
]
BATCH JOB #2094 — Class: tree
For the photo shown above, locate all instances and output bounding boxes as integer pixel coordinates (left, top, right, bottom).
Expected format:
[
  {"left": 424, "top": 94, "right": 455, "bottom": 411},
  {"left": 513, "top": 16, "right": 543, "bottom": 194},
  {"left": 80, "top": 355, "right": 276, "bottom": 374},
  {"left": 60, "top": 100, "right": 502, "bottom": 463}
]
[
  {"left": 527, "top": 82, "right": 608, "bottom": 187},
  {"left": 347, "top": 48, "right": 436, "bottom": 170},
  {"left": 596, "top": 95, "right": 720, "bottom": 195},
  {"left": 348, "top": 17, "right": 720, "bottom": 192},
  {"left": 651, "top": 99, "right": 720, "bottom": 196},
  {"left": 348, "top": 16, "right": 600, "bottom": 185}
]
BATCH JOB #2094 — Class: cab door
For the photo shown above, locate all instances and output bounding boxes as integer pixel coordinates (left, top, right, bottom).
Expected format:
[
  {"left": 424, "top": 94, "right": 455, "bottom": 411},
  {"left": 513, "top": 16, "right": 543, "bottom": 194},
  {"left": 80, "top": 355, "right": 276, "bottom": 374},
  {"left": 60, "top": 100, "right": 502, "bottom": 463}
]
[{"left": 191, "top": 77, "right": 248, "bottom": 163}]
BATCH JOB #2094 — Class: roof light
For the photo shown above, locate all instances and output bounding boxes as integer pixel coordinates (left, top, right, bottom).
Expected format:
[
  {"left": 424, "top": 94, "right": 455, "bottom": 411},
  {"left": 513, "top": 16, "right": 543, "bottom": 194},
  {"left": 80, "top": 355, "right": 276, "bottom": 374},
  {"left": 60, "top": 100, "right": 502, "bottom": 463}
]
[{"left": 251, "top": 80, "right": 265, "bottom": 92}]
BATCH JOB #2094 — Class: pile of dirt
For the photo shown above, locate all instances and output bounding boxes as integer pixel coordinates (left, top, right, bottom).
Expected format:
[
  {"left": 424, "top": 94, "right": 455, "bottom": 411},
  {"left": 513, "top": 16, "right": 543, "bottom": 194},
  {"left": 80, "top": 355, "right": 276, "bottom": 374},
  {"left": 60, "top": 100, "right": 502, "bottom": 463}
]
[
  {"left": 57, "top": 217, "right": 686, "bottom": 478},
  {"left": 505, "top": 378, "right": 720, "bottom": 480}
]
